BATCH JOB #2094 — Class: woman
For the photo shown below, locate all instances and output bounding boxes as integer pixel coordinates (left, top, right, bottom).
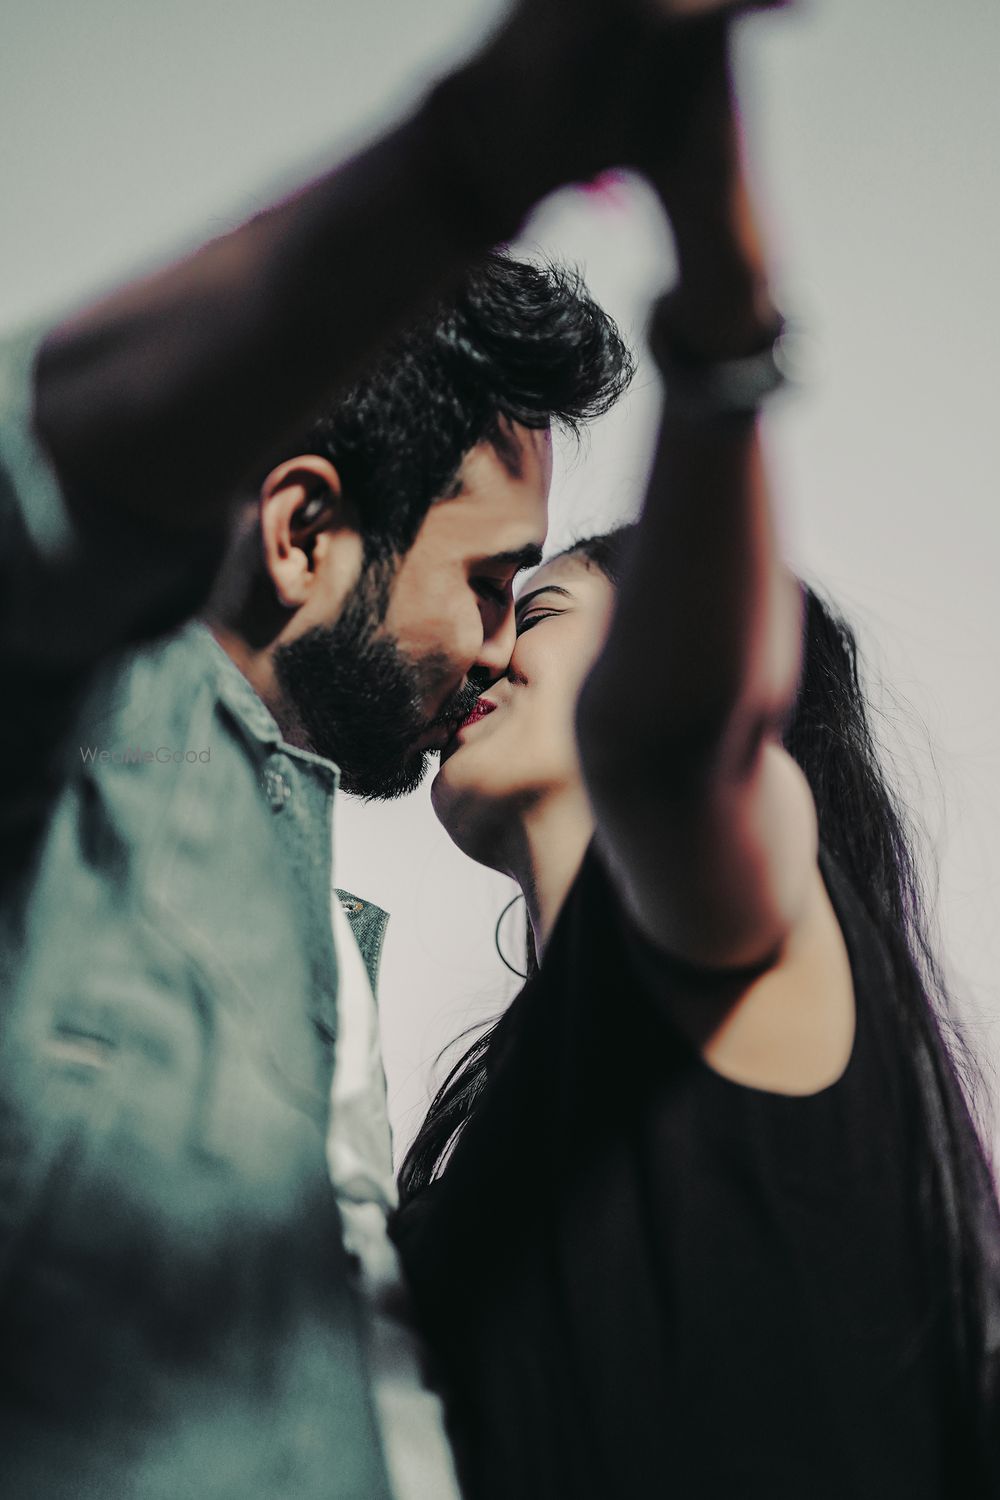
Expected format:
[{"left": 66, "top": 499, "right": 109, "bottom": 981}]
[{"left": 393, "top": 22, "right": 1000, "bottom": 1500}]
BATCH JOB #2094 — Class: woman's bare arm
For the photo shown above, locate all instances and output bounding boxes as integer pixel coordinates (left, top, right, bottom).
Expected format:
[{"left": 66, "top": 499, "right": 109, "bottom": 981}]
[{"left": 577, "top": 25, "right": 817, "bottom": 971}]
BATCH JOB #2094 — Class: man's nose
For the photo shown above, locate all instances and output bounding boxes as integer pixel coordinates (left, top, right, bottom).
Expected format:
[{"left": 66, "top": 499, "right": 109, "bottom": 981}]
[{"left": 473, "top": 602, "right": 517, "bottom": 685}]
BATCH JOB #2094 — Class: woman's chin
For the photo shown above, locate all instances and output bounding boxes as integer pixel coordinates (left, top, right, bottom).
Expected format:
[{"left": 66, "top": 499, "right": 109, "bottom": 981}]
[
  {"left": 430, "top": 761, "right": 509, "bottom": 871},
  {"left": 432, "top": 734, "right": 477, "bottom": 795}
]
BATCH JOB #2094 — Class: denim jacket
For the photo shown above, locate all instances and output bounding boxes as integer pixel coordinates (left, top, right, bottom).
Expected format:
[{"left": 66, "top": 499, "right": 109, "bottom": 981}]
[
  {"left": 0, "top": 329, "right": 394, "bottom": 1499},
  {"left": 337, "top": 888, "right": 390, "bottom": 998}
]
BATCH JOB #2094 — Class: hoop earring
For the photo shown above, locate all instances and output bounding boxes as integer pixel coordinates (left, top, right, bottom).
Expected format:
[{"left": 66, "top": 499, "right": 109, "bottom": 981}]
[{"left": 494, "top": 892, "right": 528, "bottom": 980}]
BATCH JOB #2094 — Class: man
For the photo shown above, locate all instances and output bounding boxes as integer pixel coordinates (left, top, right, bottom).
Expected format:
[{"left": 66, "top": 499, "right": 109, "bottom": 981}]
[
  {"left": 0, "top": 0, "right": 751, "bottom": 1490},
  {"left": 1, "top": 262, "right": 628, "bottom": 1500},
  {"left": 209, "top": 253, "right": 630, "bottom": 803},
  {"left": 0, "top": 5, "right": 651, "bottom": 1490}
]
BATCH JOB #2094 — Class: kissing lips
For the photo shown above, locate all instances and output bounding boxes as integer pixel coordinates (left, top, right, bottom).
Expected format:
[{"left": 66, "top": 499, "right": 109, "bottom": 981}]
[
  {"left": 438, "top": 697, "right": 498, "bottom": 763},
  {"left": 458, "top": 697, "right": 497, "bottom": 731}
]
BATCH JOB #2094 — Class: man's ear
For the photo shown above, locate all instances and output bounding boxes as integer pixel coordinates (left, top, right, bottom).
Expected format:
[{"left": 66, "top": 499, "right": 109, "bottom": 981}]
[{"left": 259, "top": 454, "right": 361, "bottom": 610}]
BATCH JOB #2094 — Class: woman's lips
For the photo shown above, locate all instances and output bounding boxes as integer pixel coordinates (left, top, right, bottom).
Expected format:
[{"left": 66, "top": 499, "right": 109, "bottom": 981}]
[{"left": 458, "top": 697, "right": 497, "bottom": 731}]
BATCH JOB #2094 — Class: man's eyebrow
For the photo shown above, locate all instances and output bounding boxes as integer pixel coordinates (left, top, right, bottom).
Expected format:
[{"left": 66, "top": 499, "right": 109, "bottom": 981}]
[
  {"left": 515, "top": 584, "right": 572, "bottom": 613},
  {"left": 481, "top": 544, "right": 544, "bottom": 573}
]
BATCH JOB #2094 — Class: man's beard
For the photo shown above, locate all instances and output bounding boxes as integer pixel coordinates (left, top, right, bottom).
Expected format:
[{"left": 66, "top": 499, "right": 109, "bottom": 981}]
[{"left": 273, "top": 561, "right": 483, "bottom": 800}]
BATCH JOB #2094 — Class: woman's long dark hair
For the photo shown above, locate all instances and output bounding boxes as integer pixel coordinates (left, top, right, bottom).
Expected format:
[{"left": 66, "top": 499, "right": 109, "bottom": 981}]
[
  {"left": 398, "top": 530, "right": 637, "bottom": 1199},
  {"left": 398, "top": 528, "right": 1000, "bottom": 1481}
]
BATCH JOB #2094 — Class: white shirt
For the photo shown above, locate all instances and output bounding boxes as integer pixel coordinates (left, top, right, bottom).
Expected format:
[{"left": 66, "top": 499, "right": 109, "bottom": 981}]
[{"left": 327, "top": 895, "right": 461, "bottom": 1500}]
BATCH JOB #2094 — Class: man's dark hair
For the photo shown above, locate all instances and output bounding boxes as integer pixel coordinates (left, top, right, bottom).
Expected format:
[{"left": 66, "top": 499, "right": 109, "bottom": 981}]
[
  {"left": 258, "top": 259, "right": 632, "bottom": 802},
  {"left": 285, "top": 252, "right": 634, "bottom": 559}
]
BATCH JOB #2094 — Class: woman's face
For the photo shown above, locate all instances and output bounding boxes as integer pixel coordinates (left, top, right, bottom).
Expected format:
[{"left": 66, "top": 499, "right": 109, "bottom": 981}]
[{"left": 431, "top": 552, "right": 616, "bottom": 862}]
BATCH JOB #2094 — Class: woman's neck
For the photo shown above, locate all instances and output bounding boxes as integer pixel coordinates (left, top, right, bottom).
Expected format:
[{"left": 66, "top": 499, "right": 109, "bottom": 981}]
[{"left": 504, "top": 785, "right": 595, "bottom": 960}]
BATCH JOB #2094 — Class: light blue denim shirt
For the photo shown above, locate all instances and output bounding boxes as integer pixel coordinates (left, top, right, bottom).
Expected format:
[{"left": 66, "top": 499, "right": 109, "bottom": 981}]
[{"left": 0, "top": 328, "right": 395, "bottom": 1500}]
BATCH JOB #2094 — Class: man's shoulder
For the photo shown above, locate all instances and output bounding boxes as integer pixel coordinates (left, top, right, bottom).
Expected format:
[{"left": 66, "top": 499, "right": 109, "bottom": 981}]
[{"left": 72, "top": 624, "right": 235, "bottom": 768}]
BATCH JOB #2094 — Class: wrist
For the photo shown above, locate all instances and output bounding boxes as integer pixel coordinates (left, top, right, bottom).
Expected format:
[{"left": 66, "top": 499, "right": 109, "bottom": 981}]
[
  {"left": 664, "top": 264, "right": 777, "bottom": 361},
  {"left": 648, "top": 290, "right": 791, "bottom": 418}
]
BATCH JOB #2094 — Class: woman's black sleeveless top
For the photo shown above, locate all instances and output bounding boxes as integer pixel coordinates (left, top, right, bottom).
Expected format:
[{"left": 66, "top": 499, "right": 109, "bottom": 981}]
[{"left": 395, "top": 848, "right": 962, "bottom": 1499}]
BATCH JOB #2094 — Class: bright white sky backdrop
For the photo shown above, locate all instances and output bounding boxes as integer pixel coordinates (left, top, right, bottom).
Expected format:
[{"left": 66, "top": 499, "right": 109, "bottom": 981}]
[{"left": 3, "top": 0, "right": 998, "bottom": 1158}]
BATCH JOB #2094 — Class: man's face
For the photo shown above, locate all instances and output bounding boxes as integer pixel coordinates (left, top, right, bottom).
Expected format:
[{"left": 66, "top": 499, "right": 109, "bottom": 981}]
[{"left": 274, "top": 421, "right": 551, "bottom": 798}]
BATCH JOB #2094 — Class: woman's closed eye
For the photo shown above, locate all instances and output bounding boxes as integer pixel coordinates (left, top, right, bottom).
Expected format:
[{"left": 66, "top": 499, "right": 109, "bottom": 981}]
[{"left": 515, "top": 609, "right": 561, "bottom": 635}]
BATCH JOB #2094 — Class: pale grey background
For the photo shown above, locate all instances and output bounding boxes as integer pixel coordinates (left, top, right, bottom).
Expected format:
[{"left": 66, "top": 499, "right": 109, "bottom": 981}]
[{"left": 3, "top": 0, "right": 998, "bottom": 1158}]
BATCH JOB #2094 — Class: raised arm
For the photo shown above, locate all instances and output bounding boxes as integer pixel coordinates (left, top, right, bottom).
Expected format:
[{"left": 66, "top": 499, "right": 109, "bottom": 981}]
[
  {"left": 31, "top": 0, "right": 711, "bottom": 535},
  {"left": 33, "top": 118, "right": 484, "bottom": 535},
  {"left": 576, "top": 24, "right": 816, "bottom": 971},
  {"left": 1, "top": 3, "right": 744, "bottom": 888}
]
